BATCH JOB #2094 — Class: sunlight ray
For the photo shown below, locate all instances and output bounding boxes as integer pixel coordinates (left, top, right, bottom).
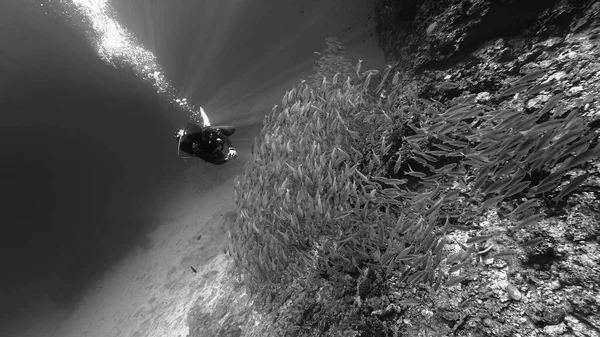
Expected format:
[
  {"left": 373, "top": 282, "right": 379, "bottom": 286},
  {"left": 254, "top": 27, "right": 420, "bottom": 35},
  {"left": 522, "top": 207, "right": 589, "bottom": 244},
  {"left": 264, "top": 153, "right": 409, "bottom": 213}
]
[{"left": 38, "top": 0, "right": 207, "bottom": 124}]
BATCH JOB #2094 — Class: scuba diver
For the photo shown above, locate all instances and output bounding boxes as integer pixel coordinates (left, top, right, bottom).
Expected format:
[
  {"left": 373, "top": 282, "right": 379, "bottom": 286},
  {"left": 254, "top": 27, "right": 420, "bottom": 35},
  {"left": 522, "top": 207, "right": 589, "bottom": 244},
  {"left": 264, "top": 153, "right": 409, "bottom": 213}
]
[{"left": 174, "top": 122, "right": 238, "bottom": 165}]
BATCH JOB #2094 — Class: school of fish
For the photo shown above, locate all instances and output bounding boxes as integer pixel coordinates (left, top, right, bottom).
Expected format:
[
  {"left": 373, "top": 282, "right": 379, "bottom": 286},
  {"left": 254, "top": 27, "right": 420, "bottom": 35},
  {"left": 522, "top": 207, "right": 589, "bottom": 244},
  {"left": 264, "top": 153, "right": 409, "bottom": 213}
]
[{"left": 227, "top": 63, "right": 600, "bottom": 305}]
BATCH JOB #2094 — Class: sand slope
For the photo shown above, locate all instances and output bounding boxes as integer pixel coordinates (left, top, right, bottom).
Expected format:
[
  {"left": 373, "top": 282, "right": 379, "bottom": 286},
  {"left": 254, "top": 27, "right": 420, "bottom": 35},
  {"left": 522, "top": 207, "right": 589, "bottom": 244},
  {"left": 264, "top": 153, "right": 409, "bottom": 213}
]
[{"left": 49, "top": 180, "right": 236, "bottom": 337}]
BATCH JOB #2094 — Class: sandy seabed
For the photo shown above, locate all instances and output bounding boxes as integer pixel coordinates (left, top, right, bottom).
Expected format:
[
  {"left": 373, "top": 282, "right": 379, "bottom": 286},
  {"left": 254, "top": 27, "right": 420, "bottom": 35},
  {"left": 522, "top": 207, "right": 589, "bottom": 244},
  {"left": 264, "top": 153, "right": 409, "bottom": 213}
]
[{"left": 26, "top": 178, "right": 237, "bottom": 337}]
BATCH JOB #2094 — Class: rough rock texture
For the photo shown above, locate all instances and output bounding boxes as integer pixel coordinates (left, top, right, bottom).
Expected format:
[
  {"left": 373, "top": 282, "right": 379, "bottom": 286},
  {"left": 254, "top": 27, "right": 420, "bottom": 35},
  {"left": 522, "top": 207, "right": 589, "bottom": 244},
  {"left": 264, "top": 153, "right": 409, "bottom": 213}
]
[
  {"left": 417, "top": 17, "right": 600, "bottom": 127},
  {"left": 375, "top": 0, "right": 597, "bottom": 71},
  {"left": 367, "top": 1, "right": 600, "bottom": 336}
]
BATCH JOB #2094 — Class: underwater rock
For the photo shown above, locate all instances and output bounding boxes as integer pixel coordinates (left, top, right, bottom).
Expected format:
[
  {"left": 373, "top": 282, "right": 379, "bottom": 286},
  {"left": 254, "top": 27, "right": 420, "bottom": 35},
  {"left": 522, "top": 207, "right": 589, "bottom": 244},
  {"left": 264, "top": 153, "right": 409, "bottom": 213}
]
[
  {"left": 506, "top": 283, "right": 522, "bottom": 301},
  {"left": 374, "top": 0, "right": 596, "bottom": 71}
]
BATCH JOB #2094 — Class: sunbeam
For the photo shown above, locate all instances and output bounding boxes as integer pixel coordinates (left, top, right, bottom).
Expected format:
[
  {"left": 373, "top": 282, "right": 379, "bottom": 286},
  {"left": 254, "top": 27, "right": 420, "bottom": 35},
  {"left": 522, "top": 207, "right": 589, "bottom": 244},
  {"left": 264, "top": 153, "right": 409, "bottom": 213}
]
[
  {"left": 39, "top": 0, "right": 381, "bottom": 128},
  {"left": 39, "top": 0, "right": 207, "bottom": 123}
]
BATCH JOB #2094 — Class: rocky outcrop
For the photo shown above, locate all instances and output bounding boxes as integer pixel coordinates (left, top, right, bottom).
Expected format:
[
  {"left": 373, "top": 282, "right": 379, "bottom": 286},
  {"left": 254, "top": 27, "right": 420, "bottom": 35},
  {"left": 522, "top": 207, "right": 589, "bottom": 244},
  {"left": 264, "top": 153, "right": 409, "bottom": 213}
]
[
  {"left": 368, "top": 2, "right": 600, "bottom": 336},
  {"left": 374, "top": 0, "right": 598, "bottom": 71}
]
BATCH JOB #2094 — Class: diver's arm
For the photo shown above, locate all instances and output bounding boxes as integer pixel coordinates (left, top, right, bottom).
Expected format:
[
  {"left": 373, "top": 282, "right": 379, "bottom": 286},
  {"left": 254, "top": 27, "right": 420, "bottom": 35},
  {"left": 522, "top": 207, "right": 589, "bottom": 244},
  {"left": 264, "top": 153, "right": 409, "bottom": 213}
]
[
  {"left": 217, "top": 131, "right": 233, "bottom": 148},
  {"left": 216, "top": 131, "right": 237, "bottom": 160}
]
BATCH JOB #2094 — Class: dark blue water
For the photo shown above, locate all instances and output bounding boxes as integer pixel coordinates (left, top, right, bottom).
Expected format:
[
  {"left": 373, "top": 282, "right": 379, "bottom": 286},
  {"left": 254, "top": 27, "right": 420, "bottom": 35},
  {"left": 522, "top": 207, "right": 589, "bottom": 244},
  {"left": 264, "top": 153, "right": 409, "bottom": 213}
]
[
  {"left": 0, "top": 0, "right": 383, "bottom": 335},
  {"left": 0, "top": 0, "right": 188, "bottom": 332}
]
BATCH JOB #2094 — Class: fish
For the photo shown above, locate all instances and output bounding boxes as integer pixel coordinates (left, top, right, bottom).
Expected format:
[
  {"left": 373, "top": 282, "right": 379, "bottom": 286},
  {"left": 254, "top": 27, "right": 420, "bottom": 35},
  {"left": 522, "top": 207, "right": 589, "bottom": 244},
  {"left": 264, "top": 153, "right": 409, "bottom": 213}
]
[
  {"left": 513, "top": 213, "right": 544, "bottom": 230},
  {"left": 426, "top": 150, "right": 447, "bottom": 157},
  {"left": 446, "top": 169, "right": 467, "bottom": 178},
  {"left": 392, "top": 71, "right": 400, "bottom": 85},
  {"left": 382, "top": 188, "right": 402, "bottom": 198},
  {"left": 410, "top": 254, "right": 429, "bottom": 269},
  {"left": 407, "top": 141, "right": 424, "bottom": 153},
  {"left": 445, "top": 190, "right": 462, "bottom": 202},
  {"left": 434, "top": 233, "right": 448, "bottom": 254},
  {"left": 373, "top": 151, "right": 382, "bottom": 166},
  {"left": 538, "top": 93, "right": 565, "bottom": 115},
  {"left": 458, "top": 106, "right": 485, "bottom": 120},
  {"left": 493, "top": 162, "right": 516, "bottom": 177},
  {"left": 404, "top": 165, "right": 427, "bottom": 178},
  {"left": 448, "top": 260, "right": 469, "bottom": 274},
  {"left": 503, "top": 181, "right": 530, "bottom": 198},
  {"left": 443, "top": 103, "right": 470, "bottom": 115},
  {"left": 461, "top": 244, "right": 475, "bottom": 262},
  {"left": 367, "top": 159, "right": 375, "bottom": 173},
  {"left": 412, "top": 156, "right": 429, "bottom": 167},
  {"left": 380, "top": 135, "right": 387, "bottom": 153},
  {"left": 552, "top": 173, "right": 590, "bottom": 202},
  {"left": 472, "top": 172, "right": 490, "bottom": 193},
  {"left": 291, "top": 213, "right": 300, "bottom": 229},
  {"left": 465, "top": 153, "right": 489, "bottom": 163},
  {"left": 372, "top": 176, "right": 408, "bottom": 186},
  {"left": 476, "top": 140, "right": 501, "bottom": 156},
  {"left": 423, "top": 196, "right": 445, "bottom": 217},
  {"left": 444, "top": 107, "right": 475, "bottom": 122},
  {"left": 513, "top": 136, "right": 539, "bottom": 158},
  {"left": 419, "top": 152, "right": 438, "bottom": 163},
  {"left": 492, "top": 250, "right": 518, "bottom": 258},
  {"left": 498, "top": 82, "right": 531, "bottom": 97},
  {"left": 436, "top": 163, "right": 458, "bottom": 172},
  {"left": 436, "top": 122, "right": 459, "bottom": 136},
  {"left": 563, "top": 145, "right": 600, "bottom": 170},
  {"left": 526, "top": 147, "right": 550, "bottom": 169},
  {"left": 446, "top": 250, "right": 463, "bottom": 265},
  {"left": 339, "top": 75, "right": 351, "bottom": 91},
  {"left": 447, "top": 140, "right": 469, "bottom": 147},
  {"left": 466, "top": 233, "right": 496, "bottom": 244},
  {"left": 363, "top": 72, "right": 374, "bottom": 89},
  {"left": 531, "top": 119, "right": 564, "bottom": 133},
  {"left": 560, "top": 134, "right": 594, "bottom": 158},
  {"left": 481, "top": 195, "right": 504, "bottom": 210},
  {"left": 515, "top": 69, "right": 548, "bottom": 84},
  {"left": 190, "top": 266, "right": 198, "bottom": 273},
  {"left": 383, "top": 143, "right": 393, "bottom": 155},
  {"left": 497, "top": 112, "right": 525, "bottom": 130},
  {"left": 552, "top": 128, "right": 586, "bottom": 150},
  {"left": 515, "top": 115, "right": 540, "bottom": 133},
  {"left": 483, "top": 178, "right": 513, "bottom": 195},
  {"left": 525, "top": 81, "right": 555, "bottom": 96},
  {"left": 531, "top": 172, "right": 565, "bottom": 197},
  {"left": 377, "top": 66, "right": 393, "bottom": 90},
  {"left": 421, "top": 173, "right": 444, "bottom": 182},
  {"left": 500, "top": 133, "right": 527, "bottom": 153},
  {"left": 509, "top": 199, "right": 539, "bottom": 218},
  {"left": 520, "top": 237, "right": 544, "bottom": 247},
  {"left": 402, "top": 105, "right": 422, "bottom": 115},
  {"left": 417, "top": 98, "right": 434, "bottom": 106},
  {"left": 439, "top": 82, "right": 459, "bottom": 90},
  {"left": 398, "top": 298, "right": 421, "bottom": 306},
  {"left": 487, "top": 109, "right": 515, "bottom": 121},
  {"left": 445, "top": 275, "right": 468, "bottom": 287},
  {"left": 405, "top": 271, "right": 427, "bottom": 285},
  {"left": 433, "top": 143, "right": 453, "bottom": 152}
]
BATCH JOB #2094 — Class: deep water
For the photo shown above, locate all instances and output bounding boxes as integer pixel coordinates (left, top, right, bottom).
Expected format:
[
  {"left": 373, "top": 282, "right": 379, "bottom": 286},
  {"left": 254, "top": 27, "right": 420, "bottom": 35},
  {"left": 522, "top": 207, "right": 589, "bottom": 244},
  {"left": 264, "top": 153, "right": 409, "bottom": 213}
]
[
  {"left": 0, "top": 1, "right": 187, "bottom": 334},
  {"left": 0, "top": 0, "right": 383, "bottom": 336}
]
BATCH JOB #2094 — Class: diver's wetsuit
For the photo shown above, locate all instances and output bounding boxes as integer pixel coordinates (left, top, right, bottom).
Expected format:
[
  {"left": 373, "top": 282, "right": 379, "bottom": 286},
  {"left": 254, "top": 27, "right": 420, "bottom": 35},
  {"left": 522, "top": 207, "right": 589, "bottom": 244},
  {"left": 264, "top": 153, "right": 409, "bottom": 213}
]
[{"left": 179, "top": 123, "right": 236, "bottom": 165}]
